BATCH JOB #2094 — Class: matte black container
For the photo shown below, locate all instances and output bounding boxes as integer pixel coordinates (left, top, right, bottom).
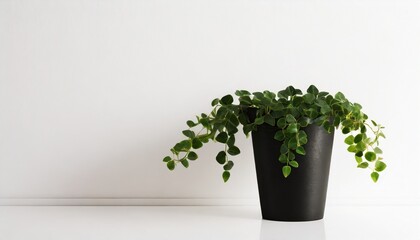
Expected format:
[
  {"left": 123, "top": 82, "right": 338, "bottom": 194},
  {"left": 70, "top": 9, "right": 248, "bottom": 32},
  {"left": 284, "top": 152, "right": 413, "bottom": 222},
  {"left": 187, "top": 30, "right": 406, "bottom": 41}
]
[{"left": 249, "top": 111, "right": 334, "bottom": 221}]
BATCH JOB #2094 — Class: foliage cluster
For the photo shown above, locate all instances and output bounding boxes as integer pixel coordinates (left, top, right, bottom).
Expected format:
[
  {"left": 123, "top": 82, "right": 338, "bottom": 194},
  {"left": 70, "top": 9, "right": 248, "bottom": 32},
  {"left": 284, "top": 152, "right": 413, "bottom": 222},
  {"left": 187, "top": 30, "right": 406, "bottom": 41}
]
[{"left": 163, "top": 85, "right": 386, "bottom": 182}]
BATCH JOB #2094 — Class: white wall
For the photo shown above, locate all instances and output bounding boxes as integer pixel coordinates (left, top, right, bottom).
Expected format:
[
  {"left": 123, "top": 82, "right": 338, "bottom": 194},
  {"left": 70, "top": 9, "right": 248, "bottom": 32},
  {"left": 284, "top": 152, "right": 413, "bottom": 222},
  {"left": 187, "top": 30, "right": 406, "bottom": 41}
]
[{"left": 1, "top": 0, "right": 419, "bottom": 205}]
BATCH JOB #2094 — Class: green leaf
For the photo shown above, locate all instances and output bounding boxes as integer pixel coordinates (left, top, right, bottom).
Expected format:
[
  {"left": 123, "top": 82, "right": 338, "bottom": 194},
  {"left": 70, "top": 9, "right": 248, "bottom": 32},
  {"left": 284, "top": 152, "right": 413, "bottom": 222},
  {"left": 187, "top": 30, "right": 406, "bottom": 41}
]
[
  {"left": 167, "top": 161, "right": 175, "bottom": 170},
  {"left": 354, "top": 134, "right": 363, "bottom": 143},
  {"left": 277, "top": 90, "right": 288, "bottom": 99},
  {"left": 286, "top": 114, "right": 296, "bottom": 123},
  {"left": 182, "top": 130, "right": 195, "bottom": 138},
  {"left": 253, "top": 92, "right": 264, "bottom": 99},
  {"left": 187, "top": 151, "right": 198, "bottom": 160},
  {"left": 181, "top": 159, "right": 189, "bottom": 168},
  {"left": 357, "top": 162, "right": 369, "bottom": 168},
  {"left": 288, "top": 151, "right": 295, "bottom": 160},
  {"left": 318, "top": 91, "right": 329, "bottom": 98},
  {"left": 271, "top": 110, "right": 285, "bottom": 118},
  {"left": 333, "top": 116, "right": 341, "bottom": 127},
  {"left": 223, "top": 161, "right": 234, "bottom": 170},
  {"left": 365, "top": 151, "right": 377, "bottom": 161},
  {"left": 374, "top": 147, "right": 383, "bottom": 154},
  {"left": 379, "top": 132, "right": 386, "bottom": 139},
  {"left": 211, "top": 98, "right": 219, "bottom": 106},
  {"left": 288, "top": 138, "right": 298, "bottom": 149},
  {"left": 225, "top": 123, "right": 238, "bottom": 135},
  {"left": 303, "top": 93, "right": 315, "bottom": 104},
  {"left": 292, "top": 96, "right": 303, "bottom": 107},
  {"left": 274, "top": 130, "right": 285, "bottom": 141},
  {"left": 222, "top": 171, "right": 230, "bottom": 182},
  {"left": 344, "top": 135, "right": 354, "bottom": 145},
  {"left": 239, "top": 96, "right": 252, "bottom": 105},
  {"left": 320, "top": 105, "right": 332, "bottom": 114},
  {"left": 220, "top": 95, "right": 233, "bottom": 105},
  {"left": 255, "top": 117, "right": 264, "bottom": 125},
  {"left": 342, "top": 119, "right": 353, "bottom": 127},
  {"left": 163, "top": 156, "right": 171, "bottom": 162},
  {"left": 371, "top": 120, "right": 377, "bottom": 126},
  {"left": 289, "top": 160, "right": 299, "bottom": 168},
  {"left": 307, "top": 85, "right": 319, "bottom": 95},
  {"left": 371, "top": 172, "right": 379, "bottom": 182},
  {"left": 235, "top": 90, "right": 251, "bottom": 96},
  {"left": 227, "top": 135, "right": 235, "bottom": 147},
  {"left": 375, "top": 161, "right": 387, "bottom": 172},
  {"left": 355, "top": 141, "right": 367, "bottom": 152},
  {"left": 286, "top": 123, "right": 298, "bottom": 133},
  {"left": 361, "top": 125, "right": 367, "bottom": 133},
  {"left": 356, "top": 151, "right": 363, "bottom": 157},
  {"left": 216, "top": 151, "right": 227, "bottom": 164},
  {"left": 216, "top": 106, "right": 228, "bottom": 118},
  {"left": 243, "top": 124, "right": 254, "bottom": 136},
  {"left": 355, "top": 156, "right": 363, "bottom": 163},
  {"left": 347, "top": 145, "right": 357, "bottom": 153},
  {"left": 192, "top": 138, "right": 203, "bottom": 149},
  {"left": 264, "top": 114, "right": 276, "bottom": 126},
  {"left": 299, "top": 117, "right": 311, "bottom": 127},
  {"left": 280, "top": 143, "right": 288, "bottom": 154},
  {"left": 335, "top": 92, "right": 346, "bottom": 101},
  {"left": 342, "top": 127, "right": 351, "bottom": 134},
  {"left": 216, "top": 132, "right": 228, "bottom": 143},
  {"left": 286, "top": 86, "right": 296, "bottom": 95},
  {"left": 227, "top": 146, "right": 240, "bottom": 156},
  {"left": 174, "top": 140, "right": 192, "bottom": 152},
  {"left": 199, "top": 118, "right": 210, "bottom": 128},
  {"left": 278, "top": 154, "right": 288, "bottom": 163},
  {"left": 187, "top": 120, "right": 196, "bottom": 128},
  {"left": 277, "top": 118, "right": 287, "bottom": 128},
  {"left": 282, "top": 166, "right": 292, "bottom": 178},
  {"left": 298, "top": 130, "right": 307, "bottom": 142},
  {"left": 296, "top": 146, "right": 306, "bottom": 155}
]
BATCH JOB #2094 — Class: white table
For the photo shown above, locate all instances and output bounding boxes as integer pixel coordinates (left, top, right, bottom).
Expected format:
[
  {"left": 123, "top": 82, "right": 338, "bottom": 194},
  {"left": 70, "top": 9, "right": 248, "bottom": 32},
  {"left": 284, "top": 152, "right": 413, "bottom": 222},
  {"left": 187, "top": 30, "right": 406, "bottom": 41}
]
[{"left": 0, "top": 205, "right": 419, "bottom": 240}]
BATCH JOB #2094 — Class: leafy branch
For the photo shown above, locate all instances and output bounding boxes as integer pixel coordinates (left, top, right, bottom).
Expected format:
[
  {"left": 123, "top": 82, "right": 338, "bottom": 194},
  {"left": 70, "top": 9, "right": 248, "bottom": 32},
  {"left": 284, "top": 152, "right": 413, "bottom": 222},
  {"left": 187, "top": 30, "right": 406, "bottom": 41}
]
[{"left": 163, "top": 85, "right": 386, "bottom": 182}]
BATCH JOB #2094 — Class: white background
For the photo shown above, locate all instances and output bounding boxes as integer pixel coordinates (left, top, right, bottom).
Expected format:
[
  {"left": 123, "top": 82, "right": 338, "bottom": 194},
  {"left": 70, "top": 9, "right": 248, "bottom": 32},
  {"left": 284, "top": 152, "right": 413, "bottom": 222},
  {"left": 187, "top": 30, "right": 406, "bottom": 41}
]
[{"left": 0, "top": 0, "right": 419, "bottom": 205}]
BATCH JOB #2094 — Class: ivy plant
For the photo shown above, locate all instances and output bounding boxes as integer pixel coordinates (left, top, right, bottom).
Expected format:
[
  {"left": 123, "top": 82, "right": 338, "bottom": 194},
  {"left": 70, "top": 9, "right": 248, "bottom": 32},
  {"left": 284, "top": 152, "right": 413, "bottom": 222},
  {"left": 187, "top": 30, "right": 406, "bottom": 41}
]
[{"left": 163, "top": 85, "right": 386, "bottom": 183}]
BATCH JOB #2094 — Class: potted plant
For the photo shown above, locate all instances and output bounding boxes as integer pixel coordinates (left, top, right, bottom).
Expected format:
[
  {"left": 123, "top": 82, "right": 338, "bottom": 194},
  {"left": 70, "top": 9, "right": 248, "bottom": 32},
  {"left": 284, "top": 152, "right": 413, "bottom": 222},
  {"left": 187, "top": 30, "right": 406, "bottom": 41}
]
[{"left": 163, "top": 85, "right": 386, "bottom": 221}]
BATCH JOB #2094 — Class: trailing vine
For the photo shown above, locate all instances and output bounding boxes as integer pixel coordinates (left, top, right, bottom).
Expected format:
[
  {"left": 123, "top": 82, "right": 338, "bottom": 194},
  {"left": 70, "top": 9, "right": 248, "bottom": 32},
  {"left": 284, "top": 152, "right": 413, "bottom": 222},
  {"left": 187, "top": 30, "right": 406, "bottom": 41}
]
[{"left": 163, "top": 85, "right": 386, "bottom": 182}]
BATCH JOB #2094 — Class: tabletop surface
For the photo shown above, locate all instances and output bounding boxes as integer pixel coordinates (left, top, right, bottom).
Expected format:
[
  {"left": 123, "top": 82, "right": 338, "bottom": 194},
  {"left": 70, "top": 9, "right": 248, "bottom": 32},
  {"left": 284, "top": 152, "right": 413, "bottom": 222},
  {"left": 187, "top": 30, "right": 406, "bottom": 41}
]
[{"left": 0, "top": 205, "right": 419, "bottom": 240}]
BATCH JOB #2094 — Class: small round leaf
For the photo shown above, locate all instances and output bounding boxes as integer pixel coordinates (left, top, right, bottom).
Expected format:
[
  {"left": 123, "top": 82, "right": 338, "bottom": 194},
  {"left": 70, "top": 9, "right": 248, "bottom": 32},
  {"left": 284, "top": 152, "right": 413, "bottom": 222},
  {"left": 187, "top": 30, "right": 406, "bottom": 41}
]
[
  {"left": 182, "top": 130, "right": 195, "bottom": 138},
  {"left": 289, "top": 161, "right": 299, "bottom": 168},
  {"left": 286, "top": 114, "right": 296, "bottom": 123},
  {"left": 167, "top": 161, "right": 175, "bottom": 171},
  {"left": 375, "top": 161, "right": 387, "bottom": 172},
  {"left": 222, "top": 171, "right": 230, "bottom": 182},
  {"left": 192, "top": 138, "right": 203, "bottom": 149},
  {"left": 223, "top": 161, "right": 234, "bottom": 170},
  {"left": 181, "top": 159, "right": 189, "bottom": 168},
  {"left": 357, "top": 162, "right": 369, "bottom": 168},
  {"left": 371, "top": 172, "right": 379, "bottom": 182},
  {"left": 365, "top": 152, "right": 377, "bottom": 161},
  {"left": 282, "top": 166, "right": 292, "bottom": 178},
  {"left": 216, "top": 132, "right": 228, "bottom": 143},
  {"left": 354, "top": 134, "right": 363, "bottom": 143},
  {"left": 286, "top": 123, "right": 298, "bottom": 133},
  {"left": 216, "top": 151, "right": 227, "bottom": 164},
  {"left": 227, "top": 146, "right": 240, "bottom": 156},
  {"left": 220, "top": 95, "right": 233, "bottom": 105},
  {"left": 274, "top": 130, "right": 285, "bottom": 141},
  {"left": 296, "top": 146, "right": 306, "bottom": 155},
  {"left": 344, "top": 135, "right": 354, "bottom": 145},
  {"left": 187, "top": 151, "right": 198, "bottom": 160}
]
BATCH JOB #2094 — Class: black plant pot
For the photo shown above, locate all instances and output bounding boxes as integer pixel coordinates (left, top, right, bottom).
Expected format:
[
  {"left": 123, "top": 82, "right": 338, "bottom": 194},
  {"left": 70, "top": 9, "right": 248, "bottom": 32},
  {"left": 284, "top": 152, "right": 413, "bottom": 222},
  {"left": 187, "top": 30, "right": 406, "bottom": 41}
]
[{"left": 249, "top": 111, "right": 334, "bottom": 221}]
